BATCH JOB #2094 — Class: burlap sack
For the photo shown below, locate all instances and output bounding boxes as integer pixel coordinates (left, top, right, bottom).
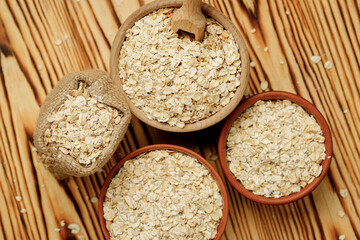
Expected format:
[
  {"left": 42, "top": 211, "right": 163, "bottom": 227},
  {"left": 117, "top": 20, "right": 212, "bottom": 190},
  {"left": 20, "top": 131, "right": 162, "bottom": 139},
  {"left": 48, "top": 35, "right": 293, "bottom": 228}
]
[{"left": 33, "top": 69, "right": 131, "bottom": 180}]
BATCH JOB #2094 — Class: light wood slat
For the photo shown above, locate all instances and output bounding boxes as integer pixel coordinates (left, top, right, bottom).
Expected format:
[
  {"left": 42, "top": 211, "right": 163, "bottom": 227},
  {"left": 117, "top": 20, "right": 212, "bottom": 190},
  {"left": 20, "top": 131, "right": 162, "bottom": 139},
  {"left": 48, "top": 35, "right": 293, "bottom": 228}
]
[
  {"left": 0, "top": 0, "right": 46, "bottom": 102},
  {"left": 111, "top": 0, "right": 141, "bottom": 24},
  {"left": 72, "top": 0, "right": 111, "bottom": 70},
  {"left": 0, "top": 136, "right": 28, "bottom": 240},
  {"left": 18, "top": 0, "right": 61, "bottom": 89},
  {"left": 88, "top": 0, "right": 119, "bottom": 44},
  {"left": 65, "top": 0, "right": 104, "bottom": 69},
  {"left": 0, "top": 52, "right": 44, "bottom": 239}
]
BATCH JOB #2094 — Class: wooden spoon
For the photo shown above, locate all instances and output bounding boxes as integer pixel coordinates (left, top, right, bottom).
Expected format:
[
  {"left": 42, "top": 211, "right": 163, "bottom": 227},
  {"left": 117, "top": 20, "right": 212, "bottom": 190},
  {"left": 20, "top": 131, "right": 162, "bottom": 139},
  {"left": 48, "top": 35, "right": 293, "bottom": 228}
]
[{"left": 171, "top": 0, "right": 206, "bottom": 42}]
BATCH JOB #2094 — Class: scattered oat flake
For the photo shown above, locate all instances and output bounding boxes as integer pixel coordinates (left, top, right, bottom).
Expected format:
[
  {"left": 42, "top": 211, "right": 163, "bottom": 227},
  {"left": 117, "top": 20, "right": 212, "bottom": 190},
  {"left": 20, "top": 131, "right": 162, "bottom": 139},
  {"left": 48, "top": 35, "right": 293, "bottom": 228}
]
[
  {"left": 339, "top": 189, "right": 348, "bottom": 198},
  {"left": 68, "top": 223, "right": 80, "bottom": 234},
  {"left": 327, "top": 156, "right": 331, "bottom": 159},
  {"left": 264, "top": 46, "right": 268, "bottom": 52},
  {"left": 343, "top": 109, "right": 348, "bottom": 114},
  {"left": 339, "top": 235, "right": 345, "bottom": 240},
  {"left": 338, "top": 210, "right": 345, "bottom": 217},
  {"left": 55, "top": 40, "right": 62, "bottom": 46},
  {"left": 90, "top": 197, "right": 98, "bottom": 203},
  {"left": 37, "top": 65, "right": 43, "bottom": 70},
  {"left": 250, "top": 28, "right": 256, "bottom": 33},
  {"left": 54, "top": 228, "right": 61, "bottom": 232},
  {"left": 32, "top": 147, "right": 37, "bottom": 152},
  {"left": 64, "top": 34, "right": 69, "bottom": 40},
  {"left": 324, "top": 60, "right": 333, "bottom": 69},
  {"left": 310, "top": 56, "right": 321, "bottom": 64},
  {"left": 286, "top": 10, "right": 291, "bottom": 15},
  {"left": 15, "top": 196, "right": 22, "bottom": 201},
  {"left": 280, "top": 60, "right": 284, "bottom": 65},
  {"left": 60, "top": 220, "right": 66, "bottom": 226},
  {"left": 260, "top": 81, "right": 268, "bottom": 90},
  {"left": 250, "top": 61, "right": 256, "bottom": 68},
  {"left": 20, "top": 208, "right": 27, "bottom": 213}
]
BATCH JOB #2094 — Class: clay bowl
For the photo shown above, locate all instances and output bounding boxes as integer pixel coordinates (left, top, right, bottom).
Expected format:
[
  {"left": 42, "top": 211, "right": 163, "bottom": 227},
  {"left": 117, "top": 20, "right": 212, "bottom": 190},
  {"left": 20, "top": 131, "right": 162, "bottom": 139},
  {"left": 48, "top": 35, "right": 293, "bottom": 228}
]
[
  {"left": 218, "top": 91, "right": 333, "bottom": 204},
  {"left": 98, "top": 144, "right": 229, "bottom": 239},
  {"left": 110, "top": 0, "right": 249, "bottom": 132}
]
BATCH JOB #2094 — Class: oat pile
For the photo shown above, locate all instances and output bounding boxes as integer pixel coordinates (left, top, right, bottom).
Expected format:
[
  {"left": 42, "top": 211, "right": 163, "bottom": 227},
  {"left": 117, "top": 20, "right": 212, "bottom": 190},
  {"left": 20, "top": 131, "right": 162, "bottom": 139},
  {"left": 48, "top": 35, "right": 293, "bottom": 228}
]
[
  {"left": 103, "top": 150, "right": 223, "bottom": 240},
  {"left": 44, "top": 82, "right": 123, "bottom": 165},
  {"left": 119, "top": 8, "right": 242, "bottom": 128},
  {"left": 226, "top": 100, "right": 326, "bottom": 198}
]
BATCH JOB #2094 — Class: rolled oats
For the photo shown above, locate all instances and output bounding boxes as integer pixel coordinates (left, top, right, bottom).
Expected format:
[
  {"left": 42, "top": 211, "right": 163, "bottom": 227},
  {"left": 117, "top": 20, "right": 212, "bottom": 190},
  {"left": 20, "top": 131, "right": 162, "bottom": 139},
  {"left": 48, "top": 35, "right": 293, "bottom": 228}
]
[
  {"left": 103, "top": 150, "right": 223, "bottom": 240},
  {"left": 119, "top": 8, "right": 242, "bottom": 128},
  {"left": 310, "top": 56, "right": 321, "bottom": 64},
  {"left": 44, "top": 81, "right": 123, "bottom": 165},
  {"left": 339, "top": 188, "right": 348, "bottom": 198},
  {"left": 226, "top": 100, "right": 326, "bottom": 198},
  {"left": 324, "top": 60, "right": 333, "bottom": 69},
  {"left": 67, "top": 223, "right": 81, "bottom": 234},
  {"left": 260, "top": 81, "right": 268, "bottom": 91}
]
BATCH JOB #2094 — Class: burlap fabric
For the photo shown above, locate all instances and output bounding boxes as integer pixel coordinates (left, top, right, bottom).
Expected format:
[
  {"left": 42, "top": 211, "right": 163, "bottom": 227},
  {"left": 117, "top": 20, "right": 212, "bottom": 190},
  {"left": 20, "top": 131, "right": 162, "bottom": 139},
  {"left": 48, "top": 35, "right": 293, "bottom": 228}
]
[{"left": 33, "top": 69, "right": 131, "bottom": 180}]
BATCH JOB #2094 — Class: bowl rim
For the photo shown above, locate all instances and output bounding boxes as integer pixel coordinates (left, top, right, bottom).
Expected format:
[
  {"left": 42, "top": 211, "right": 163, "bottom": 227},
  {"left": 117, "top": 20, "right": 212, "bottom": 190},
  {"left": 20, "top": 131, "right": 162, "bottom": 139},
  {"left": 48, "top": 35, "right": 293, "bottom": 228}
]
[
  {"left": 218, "top": 91, "right": 333, "bottom": 204},
  {"left": 98, "top": 144, "right": 229, "bottom": 239},
  {"left": 109, "top": 0, "right": 249, "bottom": 132}
]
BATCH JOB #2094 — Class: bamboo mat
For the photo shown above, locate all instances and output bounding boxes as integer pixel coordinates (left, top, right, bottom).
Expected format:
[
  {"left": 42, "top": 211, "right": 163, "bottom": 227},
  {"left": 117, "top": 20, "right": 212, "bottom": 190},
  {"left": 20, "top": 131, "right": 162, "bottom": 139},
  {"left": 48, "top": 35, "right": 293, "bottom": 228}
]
[{"left": 0, "top": 0, "right": 359, "bottom": 239}]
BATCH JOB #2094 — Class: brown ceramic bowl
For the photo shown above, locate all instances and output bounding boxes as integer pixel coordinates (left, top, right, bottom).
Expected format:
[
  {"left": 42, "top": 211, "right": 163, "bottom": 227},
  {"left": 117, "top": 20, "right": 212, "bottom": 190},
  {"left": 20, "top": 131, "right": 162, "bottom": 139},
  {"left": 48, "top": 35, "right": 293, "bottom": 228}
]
[
  {"left": 98, "top": 144, "right": 229, "bottom": 239},
  {"left": 218, "top": 91, "right": 333, "bottom": 204},
  {"left": 110, "top": 0, "right": 249, "bottom": 132}
]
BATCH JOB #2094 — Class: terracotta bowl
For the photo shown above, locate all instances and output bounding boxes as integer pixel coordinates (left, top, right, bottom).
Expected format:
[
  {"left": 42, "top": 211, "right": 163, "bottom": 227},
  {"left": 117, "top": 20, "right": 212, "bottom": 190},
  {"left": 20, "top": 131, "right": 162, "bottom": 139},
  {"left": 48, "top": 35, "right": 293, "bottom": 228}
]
[
  {"left": 110, "top": 0, "right": 249, "bottom": 132},
  {"left": 98, "top": 144, "right": 229, "bottom": 239},
  {"left": 218, "top": 91, "right": 333, "bottom": 204}
]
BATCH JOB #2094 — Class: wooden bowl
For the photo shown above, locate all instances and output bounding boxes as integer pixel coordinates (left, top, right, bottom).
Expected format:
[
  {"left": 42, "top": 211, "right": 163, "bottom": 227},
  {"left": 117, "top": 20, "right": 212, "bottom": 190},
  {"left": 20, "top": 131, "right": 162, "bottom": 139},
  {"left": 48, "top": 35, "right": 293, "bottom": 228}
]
[
  {"left": 218, "top": 91, "right": 333, "bottom": 204},
  {"left": 110, "top": 0, "right": 249, "bottom": 132},
  {"left": 98, "top": 144, "right": 229, "bottom": 239}
]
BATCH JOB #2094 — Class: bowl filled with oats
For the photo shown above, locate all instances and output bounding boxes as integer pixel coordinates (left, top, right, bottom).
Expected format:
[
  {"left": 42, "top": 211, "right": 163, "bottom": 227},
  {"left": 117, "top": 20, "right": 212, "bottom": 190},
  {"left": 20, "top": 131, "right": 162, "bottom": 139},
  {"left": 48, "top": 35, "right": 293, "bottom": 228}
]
[
  {"left": 218, "top": 91, "right": 333, "bottom": 204},
  {"left": 98, "top": 144, "right": 229, "bottom": 240},
  {"left": 110, "top": 0, "right": 249, "bottom": 132}
]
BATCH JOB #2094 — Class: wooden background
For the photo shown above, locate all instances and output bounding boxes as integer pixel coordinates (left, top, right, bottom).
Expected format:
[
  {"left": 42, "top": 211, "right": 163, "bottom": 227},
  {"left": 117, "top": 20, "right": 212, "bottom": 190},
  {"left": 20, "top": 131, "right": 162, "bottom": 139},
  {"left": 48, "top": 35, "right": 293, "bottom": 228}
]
[{"left": 0, "top": 0, "right": 359, "bottom": 239}]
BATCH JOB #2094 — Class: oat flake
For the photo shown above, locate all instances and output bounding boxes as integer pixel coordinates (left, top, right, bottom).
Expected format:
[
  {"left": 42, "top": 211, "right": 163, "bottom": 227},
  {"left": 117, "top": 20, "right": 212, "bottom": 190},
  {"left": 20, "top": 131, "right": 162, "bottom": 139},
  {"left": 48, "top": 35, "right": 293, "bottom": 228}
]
[
  {"left": 310, "top": 56, "right": 321, "bottom": 64},
  {"left": 324, "top": 60, "right": 333, "bottom": 69},
  {"left": 339, "top": 189, "right": 348, "bottom": 198},
  {"left": 260, "top": 81, "right": 268, "bottom": 90}
]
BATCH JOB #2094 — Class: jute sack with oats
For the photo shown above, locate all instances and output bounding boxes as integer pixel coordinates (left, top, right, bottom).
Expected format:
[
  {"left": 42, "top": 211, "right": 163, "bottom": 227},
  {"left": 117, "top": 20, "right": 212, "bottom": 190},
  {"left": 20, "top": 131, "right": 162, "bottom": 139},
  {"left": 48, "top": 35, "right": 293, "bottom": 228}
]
[{"left": 33, "top": 69, "right": 131, "bottom": 180}]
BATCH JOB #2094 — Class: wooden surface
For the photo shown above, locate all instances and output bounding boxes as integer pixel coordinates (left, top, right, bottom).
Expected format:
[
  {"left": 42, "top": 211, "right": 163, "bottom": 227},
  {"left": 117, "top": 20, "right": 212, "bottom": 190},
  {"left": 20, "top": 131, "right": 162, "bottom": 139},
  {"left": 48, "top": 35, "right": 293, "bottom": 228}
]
[{"left": 0, "top": 0, "right": 359, "bottom": 239}]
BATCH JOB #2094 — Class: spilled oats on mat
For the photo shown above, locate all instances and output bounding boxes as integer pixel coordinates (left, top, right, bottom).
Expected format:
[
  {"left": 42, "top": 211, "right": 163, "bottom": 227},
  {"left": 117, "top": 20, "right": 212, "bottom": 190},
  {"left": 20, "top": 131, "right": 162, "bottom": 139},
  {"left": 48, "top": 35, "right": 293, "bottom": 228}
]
[
  {"left": 118, "top": 8, "right": 242, "bottom": 128},
  {"left": 226, "top": 100, "right": 326, "bottom": 198}
]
